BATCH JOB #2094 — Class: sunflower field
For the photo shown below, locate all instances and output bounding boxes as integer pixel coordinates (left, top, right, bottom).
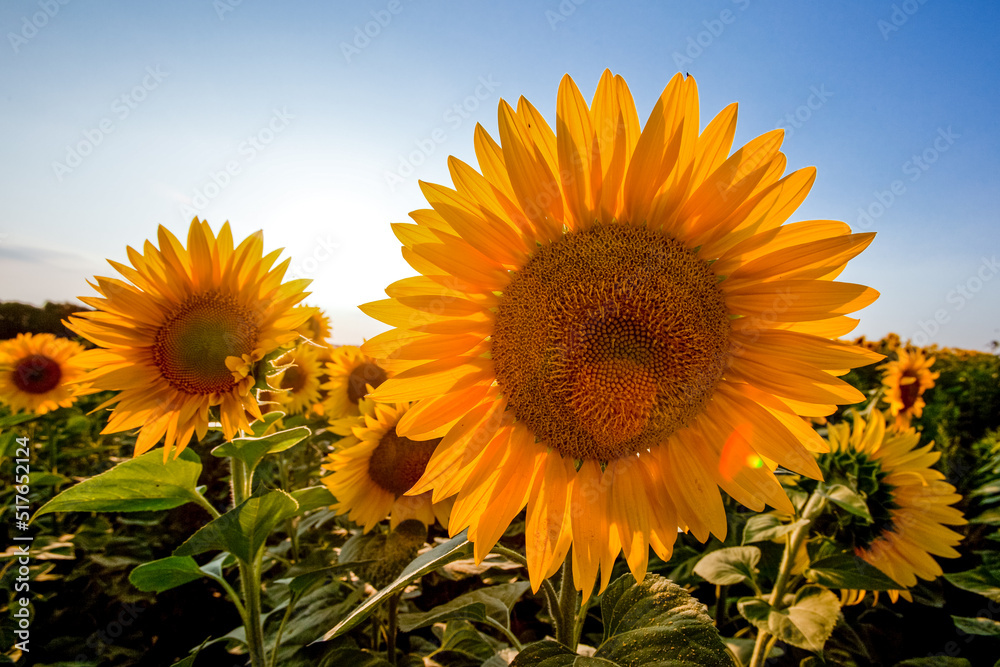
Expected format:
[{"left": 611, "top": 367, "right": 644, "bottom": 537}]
[{"left": 3, "top": 73, "right": 1000, "bottom": 667}]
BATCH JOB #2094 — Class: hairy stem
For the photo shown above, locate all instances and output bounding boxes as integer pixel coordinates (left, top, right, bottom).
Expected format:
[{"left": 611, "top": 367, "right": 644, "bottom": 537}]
[
  {"left": 555, "top": 551, "right": 579, "bottom": 650},
  {"left": 231, "top": 457, "right": 267, "bottom": 667},
  {"left": 490, "top": 544, "right": 560, "bottom": 643},
  {"left": 749, "top": 491, "right": 826, "bottom": 667}
]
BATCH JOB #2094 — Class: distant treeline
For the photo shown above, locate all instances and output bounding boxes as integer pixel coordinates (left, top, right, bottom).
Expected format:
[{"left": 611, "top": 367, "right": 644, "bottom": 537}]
[{"left": 0, "top": 301, "right": 91, "bottom": 341}]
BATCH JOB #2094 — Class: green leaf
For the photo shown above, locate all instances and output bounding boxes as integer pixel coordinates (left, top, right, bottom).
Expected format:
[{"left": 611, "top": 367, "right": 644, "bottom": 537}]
[
  {"left": 211, "top": 424, "right": 310, "bottom": 472},
  {"left": 33, "top": 448, "right": 204, "bottom": 519},
  {"left": 951, "top": 615, "right": 1000, "bottom": 636},
  {"left": 722, "top": 637, "right": 783, "bottom": 665},
  {"left": 398, "top": 581, "right": 531, "bottom": 632},
  {"left": 130, "top": 556, "right": 208, "bottom": 593},
  {"left": 173, "top": 488, "right": 298, "bottom": 563},
  {"left": 514, "top": 574, "right": 734, "bottom": 666},
  {"left": 290, "top": 485, "right": 336, "bottom": 515},
  {"left": 0, "top": 431, "right": 19, "bottom": 457},
  {"left": 805, "top": 553, "right": 903, "bottom": 591},
  {"left": 430, "top": 620, "right": 502, "bottom": 664},
  {"left": 130, "top": 554, "right": 230, "bottom": 595},
  {"left": 742, "top": 514, "right": 808, "bottom": 545},
  {"left": 317, "top": 648, "right": 392, "bottom": 667},
  {"left": 738, "top": 585, "right": 840, "bottom": 653},
  {"left": 248, "top": 411, "right": 286, "bottom": 436},
  {"left": 894, "top": 658, "right": 972, "bottom": 667},
  {"left": 694, "top": 546, "right": 761, "bottom": 586},
  {"left": 511, "top": 643, "right": 616, "bottom": 666},
  {"left": 319, "top": 529, "right": 473, "bottom": 641},
  {"left": 0, "top": 412, "right": 38, "bottom": 429},
  {"left": 945, "top": 566, "right": 1000, "bottom": 602},
  {"left": 818, "top": 483, "right": 873, "bottom": 522},
  {"left": 27, "top": 471, "right": 71, "bottom": 487}
]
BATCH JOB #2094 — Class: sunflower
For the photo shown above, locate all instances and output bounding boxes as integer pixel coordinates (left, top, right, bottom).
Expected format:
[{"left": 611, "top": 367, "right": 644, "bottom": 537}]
[
  {"left": 269, "top": 344, "right": 325, "bottom": 416},
  {"left": 321, "top": 345, "right": 389, "bottom": 420},
  {"left": 822, "top": 411, "right": 965, "bottom": 602},
  {"left": 360, "top": 71, "right": 882, "bottom": 598},
  {"left": 0, "top": 333, "right": 88, "bottom": 415},
  {"left": 295, "top": 306, "right": 333, "bottom": 347},
  {"left": 881, "top": 347, "right": 938, "bottom": 429},
  {"left": 321, "top": 399, "right": 451, "bottom": 532},
  {"left": 67, "top": 218, "right": 312, "bottom": 459}
]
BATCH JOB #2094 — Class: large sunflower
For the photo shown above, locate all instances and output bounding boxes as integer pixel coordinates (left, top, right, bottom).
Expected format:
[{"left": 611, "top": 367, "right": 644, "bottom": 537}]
[
  {"left": 823, "top": 411, "right": 965, "bottom": 602},
  {"left": 67, "top": 219, "right": 312, "bottom": 458},
  {"left": 881, "top": 347, "right": 938, "bottom": 429},
  {"left": 0, "top": 333, "right": 88, "bottom": 415},
  {"left": 360, "top": 71, "right": 882, "bottom": 597},
  {"left": 321, "top": 399, "right": 451, "bottom": 532},
  {"left": 269, "top": 344, "right": 325, "bottom": 416},
  {"left": 321, "top": 345, "right": 389, "bottom": 420}
]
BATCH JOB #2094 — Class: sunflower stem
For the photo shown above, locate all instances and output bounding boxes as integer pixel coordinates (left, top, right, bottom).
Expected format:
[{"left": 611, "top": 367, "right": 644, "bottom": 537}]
[
  {"left": 230, "top": 456, "right": 268, "bottom": 667},
  {"left": 193, "top": 489, "right": 222, "bottom": 520},
  {"left": 490, "top": 544, "right": 559, "bottom": 644},
  {"left": 386, "top": 591, "right": 400, "bottom": 667},
  {"left": 555, "top": 551, "right": 579, "bottom": 650},
  {"left": 484, "top": 616, "right": 523, "bottom": 651},
  {"left": 749, "top": 491, "right": 827, "bottom": 667},
  {"left": 573, "top": 587, "right": 593, "bottom": 650},
  {"left": 268, "top": 595, "right": 296, "bottom": 667},
  {"left": 278, "top": 454, "right": 300, "bottom": 561}
]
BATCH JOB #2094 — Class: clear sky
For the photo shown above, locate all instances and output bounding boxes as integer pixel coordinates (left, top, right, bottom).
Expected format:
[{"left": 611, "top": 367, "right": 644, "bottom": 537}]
[{"left": 1, "top": 0, "right": 998, "bottom": 350}]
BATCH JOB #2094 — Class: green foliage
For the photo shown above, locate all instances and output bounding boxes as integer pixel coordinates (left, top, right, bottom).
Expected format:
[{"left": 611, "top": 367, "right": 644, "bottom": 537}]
[
  {"left": 129, "top": 556, "right": 226, "bottom": 593},
  {"left": 945, "top": 565, "right": 1000, "bottom": 602},
  {"left": 738, "top": 585, "right": 840, "bottom": 653},
  {"left": 694, "top": 546, "right": 762, "bottom": 587},
  {"left": 0, "top": 300, "right": 89, "bottom": 339},
  {"left": 8, "top": 331, "right": 1000, "bottom": 667},
  {"left": 512, "top": 573, "right": 735, "bottom": 666},
  {"left": 210, "top": 419, "right": 310, "bottom": 474},
  {"left": 742, "top": 514, "right": 807, "bottom": 545},
  {"left": 804, "top": 554, "right": 902, "bottom": 591},
  {"left": 397, "top": 582, "right": 530, "bottom": 632},
  {"left": 321, "top": 530, "right": 474, "bottom": 641},
  {"left": 950, "top": 615, "right": 1000, "bottom": 636},
  {"left": 32, "top": 448, "right": 206, "bottom": 517}
]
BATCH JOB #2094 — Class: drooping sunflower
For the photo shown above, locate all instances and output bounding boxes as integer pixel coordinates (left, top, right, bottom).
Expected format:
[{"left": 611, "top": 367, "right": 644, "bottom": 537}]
[
  {"left": 360, "top": 71, "right": 882, "bottom": 597},
  {"left": 822, "top": 411, "right": 965, "bottom": 602},
  {"left": 0, "top": 333, "right": 89, "bottom": 415},
  {"left": 881, "top": 347, "right": 938, "bottom": 429},
  {"left": 321, "top": 399, "right": 451, "bottom": 532},
  {"left": 67, "top": 219, "right": 312, "bottom": 458},
  {"left": 269, "top": 344, "right": 325, "bottom": 416},
  {"left": 321, "top": 345, "right": 389, "bottom": 421}
]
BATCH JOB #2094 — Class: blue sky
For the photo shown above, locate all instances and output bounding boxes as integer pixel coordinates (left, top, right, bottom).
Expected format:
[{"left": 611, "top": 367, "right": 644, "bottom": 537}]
[{"left": 1, "top": 0, "right": 998, "bottom": 349}]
